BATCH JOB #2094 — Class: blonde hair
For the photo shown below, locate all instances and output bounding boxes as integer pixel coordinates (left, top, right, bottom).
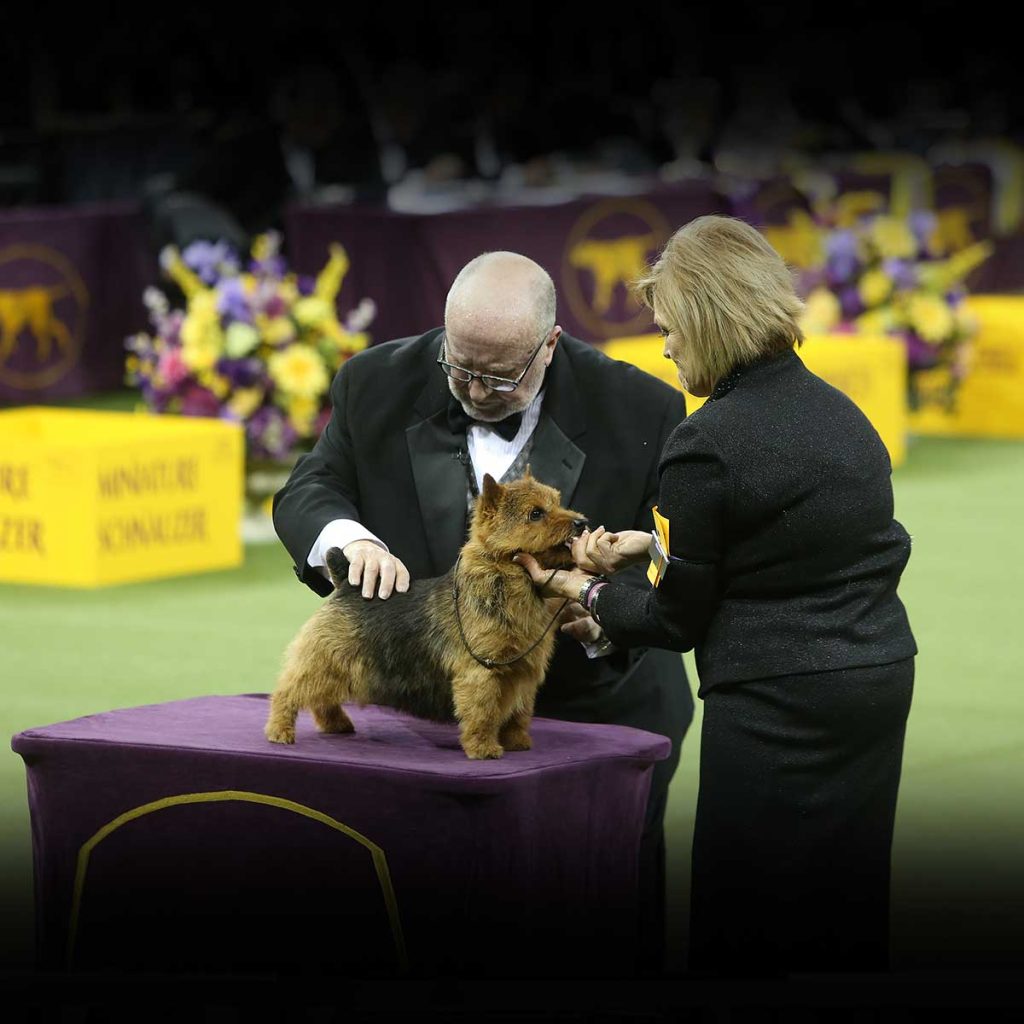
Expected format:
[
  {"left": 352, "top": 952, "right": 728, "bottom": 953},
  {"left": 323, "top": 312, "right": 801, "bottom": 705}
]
[{"left": 633, "top": 215, "right": 805, "bottom": 386}]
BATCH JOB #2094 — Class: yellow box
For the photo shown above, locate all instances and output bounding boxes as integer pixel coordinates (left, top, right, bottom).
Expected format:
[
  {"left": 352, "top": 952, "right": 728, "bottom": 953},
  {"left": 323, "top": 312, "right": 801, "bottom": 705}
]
[
  {"left": 0, "top": 408, "right": 243, "bottom": 588},
  {"left": 909, "top": 296, "right": 1024, "bottom": 438},
  {"left": 601, "top": 333, "right": 907, "bottom": 466}
]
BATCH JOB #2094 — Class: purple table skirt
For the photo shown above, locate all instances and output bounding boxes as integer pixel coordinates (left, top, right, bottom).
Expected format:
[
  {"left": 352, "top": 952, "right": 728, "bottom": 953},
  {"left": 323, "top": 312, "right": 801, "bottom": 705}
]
[{"left": 12, "top": 695, "right": 670, "bottom": 979}]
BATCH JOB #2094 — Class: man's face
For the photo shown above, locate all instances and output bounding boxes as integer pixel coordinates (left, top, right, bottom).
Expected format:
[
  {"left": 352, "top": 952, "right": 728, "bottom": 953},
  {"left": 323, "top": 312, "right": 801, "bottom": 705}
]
[{"left": 443, "top": 325, "right": 559, "bottom": 422}]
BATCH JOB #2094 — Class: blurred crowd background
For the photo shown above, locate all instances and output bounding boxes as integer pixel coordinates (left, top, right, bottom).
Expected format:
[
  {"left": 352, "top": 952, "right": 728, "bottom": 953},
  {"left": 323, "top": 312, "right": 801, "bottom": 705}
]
[{"left": 1, "top": 4, "right": 1017, "bottom": 252}]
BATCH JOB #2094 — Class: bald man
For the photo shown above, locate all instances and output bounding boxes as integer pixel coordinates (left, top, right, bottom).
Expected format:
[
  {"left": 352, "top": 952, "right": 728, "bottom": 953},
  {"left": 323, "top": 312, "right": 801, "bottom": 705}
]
[{"left": 273, "top": 252, "right": 693, "bottom": 975}]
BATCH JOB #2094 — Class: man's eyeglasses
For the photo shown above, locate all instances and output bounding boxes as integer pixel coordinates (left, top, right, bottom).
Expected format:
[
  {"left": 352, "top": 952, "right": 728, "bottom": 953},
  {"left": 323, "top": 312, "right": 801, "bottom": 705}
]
[{"left": 437, "top": 329, "right": 550, "bottom": 393}]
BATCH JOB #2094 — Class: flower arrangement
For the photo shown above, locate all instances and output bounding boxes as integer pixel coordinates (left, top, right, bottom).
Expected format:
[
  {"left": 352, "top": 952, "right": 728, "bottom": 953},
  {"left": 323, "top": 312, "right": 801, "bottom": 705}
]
[
  {"left": 796, "top": 205, "right": 992, "bottom": 410},
  {"left": 126, "top": 233, "right": 374, "bottom": 461}
]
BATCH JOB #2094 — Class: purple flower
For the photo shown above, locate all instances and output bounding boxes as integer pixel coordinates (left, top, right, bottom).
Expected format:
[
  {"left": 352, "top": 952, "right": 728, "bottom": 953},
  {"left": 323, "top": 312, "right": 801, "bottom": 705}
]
[
  {"left": 263, "top": 294, "right": 288, "bottom": 318},
  {"left": 161, "top": 311, "right": 184, "bottom": 345},
  {"left": 246, "top": 405, "right": 298, "bottom": 460},
  {"left": 297, "top": 275, "right": 317, "bottom": 297},
  {"left": 909, "top": 211, "right": 938, "bottom": 252},
  {"left": 902, "top": 331, "right": 941, "bottom": 371},
  {"left": 825, "top": 230, "right": 859, "bottom": 286},
  {"left": 216, "top": 357, "right": 268, "bottom": 389},
  {"left": 179, "top": 384, "right": 223, "bottom": 418},
  {"left": 216, "top": 278, "right": 254, "bottom": 324},
  {"left": 182, "top": 240, "right": 241, "bottom": 285},
  {"left": 839, "top": 285, "right": 864, "bottom": 320},
  {"left": 249, "top": 255, "right": 288, "bottom": 278},
  {"left": 882, "top": 259, "right": 917, "bottom": 290}
]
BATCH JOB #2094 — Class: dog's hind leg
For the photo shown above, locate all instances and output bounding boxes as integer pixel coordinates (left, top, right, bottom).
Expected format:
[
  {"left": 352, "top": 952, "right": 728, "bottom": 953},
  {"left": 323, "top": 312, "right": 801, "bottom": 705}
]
[
  {"left": 265, "top": 686, "right": 302, "bottom": 745},
  {"left": 311, "top": 704, "right": 355, "bottom": 734}
]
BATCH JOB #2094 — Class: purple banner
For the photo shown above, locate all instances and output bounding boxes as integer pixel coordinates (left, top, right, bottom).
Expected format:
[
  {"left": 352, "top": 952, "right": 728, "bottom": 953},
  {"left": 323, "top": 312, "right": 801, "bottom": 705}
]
[
  {"left": 285, "top": 182, "right": 729, "bottom": 344},
  {"left": 0, "top": 202, "right": 154, "bottom": 405}
]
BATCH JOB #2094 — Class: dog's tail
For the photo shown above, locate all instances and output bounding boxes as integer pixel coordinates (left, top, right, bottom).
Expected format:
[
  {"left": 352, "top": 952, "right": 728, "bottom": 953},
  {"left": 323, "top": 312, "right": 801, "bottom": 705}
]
[{"left": 325, "top": 547, "right": 351, "bottom": 590}]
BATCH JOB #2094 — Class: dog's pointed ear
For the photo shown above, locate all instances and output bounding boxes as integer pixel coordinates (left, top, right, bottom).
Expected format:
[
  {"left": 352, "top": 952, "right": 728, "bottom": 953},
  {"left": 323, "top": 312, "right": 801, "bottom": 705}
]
[{"left": 479, "top": 473, "right": 502, "bottom": 512}]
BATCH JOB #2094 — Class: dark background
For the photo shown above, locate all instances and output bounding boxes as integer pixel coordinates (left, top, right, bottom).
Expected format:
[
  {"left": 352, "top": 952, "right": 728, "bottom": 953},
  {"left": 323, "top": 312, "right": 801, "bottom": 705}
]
[{"left": 1, "top": 3, "right": 1017, "bottom": 217}]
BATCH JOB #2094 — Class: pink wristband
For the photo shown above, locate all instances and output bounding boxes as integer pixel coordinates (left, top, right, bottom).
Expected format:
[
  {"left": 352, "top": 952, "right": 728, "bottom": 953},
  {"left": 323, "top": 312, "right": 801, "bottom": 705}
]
[{"left": 586, "top": 581, "right": 608, "bottom": 616}]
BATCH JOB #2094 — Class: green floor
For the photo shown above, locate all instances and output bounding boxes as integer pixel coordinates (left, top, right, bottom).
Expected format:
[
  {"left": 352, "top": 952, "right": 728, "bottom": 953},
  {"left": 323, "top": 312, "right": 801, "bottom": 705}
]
[{"left": 2, "top": 435, "right": 1023, "bottom": 972}]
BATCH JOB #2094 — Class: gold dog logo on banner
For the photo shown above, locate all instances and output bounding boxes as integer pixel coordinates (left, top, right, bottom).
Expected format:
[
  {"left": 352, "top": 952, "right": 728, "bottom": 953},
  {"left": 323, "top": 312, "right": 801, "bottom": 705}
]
[
  {"left": 562, "top": 199, "right": 670, "bottom": 338},
  {"left": 0, "top": 245, "right": 88, "bottom": 390}
]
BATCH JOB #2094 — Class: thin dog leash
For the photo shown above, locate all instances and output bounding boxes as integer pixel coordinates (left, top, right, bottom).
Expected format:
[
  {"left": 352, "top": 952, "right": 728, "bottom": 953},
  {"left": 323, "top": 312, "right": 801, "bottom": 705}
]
[{"left": 451, "top": 556, "right": 570, "bottom": 669}]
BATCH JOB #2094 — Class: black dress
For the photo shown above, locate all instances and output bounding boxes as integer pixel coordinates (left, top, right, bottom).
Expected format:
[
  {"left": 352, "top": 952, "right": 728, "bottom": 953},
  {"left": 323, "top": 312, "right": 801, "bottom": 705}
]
[{"left": 595, "top": 348, "right": 917, "bottom": 974}]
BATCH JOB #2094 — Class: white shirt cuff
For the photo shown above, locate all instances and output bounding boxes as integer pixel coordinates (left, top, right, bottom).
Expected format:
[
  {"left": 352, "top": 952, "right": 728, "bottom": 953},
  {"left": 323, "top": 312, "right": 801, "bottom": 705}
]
[
  {"left": 581, "top": 637, "right": 616, "bottom": 660},
  {"left": 307, "top": 520, "right": 388, "bottom": 581}
]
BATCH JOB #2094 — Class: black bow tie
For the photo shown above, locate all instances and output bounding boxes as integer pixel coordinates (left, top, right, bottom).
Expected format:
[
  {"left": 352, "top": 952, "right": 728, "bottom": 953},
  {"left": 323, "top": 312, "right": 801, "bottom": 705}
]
[{"left": 447, "top": 398, "right": 523, "bottom": 442}]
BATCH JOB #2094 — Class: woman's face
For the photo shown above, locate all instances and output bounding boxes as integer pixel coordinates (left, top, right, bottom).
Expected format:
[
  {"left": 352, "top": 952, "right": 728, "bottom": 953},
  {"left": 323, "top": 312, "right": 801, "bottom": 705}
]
[{"left": 652, "top": 299, "right": 713, "bottom": 397}]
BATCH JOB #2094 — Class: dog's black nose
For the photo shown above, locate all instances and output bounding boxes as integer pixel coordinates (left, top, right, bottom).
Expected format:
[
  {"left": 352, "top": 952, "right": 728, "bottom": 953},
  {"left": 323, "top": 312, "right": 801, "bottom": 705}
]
[{"left": 572, "top": 518, "right": 589, "bottom": 535}]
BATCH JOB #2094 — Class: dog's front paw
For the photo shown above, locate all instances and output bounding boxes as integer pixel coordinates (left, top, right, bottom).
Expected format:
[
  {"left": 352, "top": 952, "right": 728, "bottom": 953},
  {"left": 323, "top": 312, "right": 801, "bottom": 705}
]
[
  {"left": 265, "top": 724, "right": 296, "bottom": 745},
  {"left": 499, "top": 725, "right": 532, "bottom": 751},
  {"left": 462, "top": 740, "right": 504, "bottom": 760}
]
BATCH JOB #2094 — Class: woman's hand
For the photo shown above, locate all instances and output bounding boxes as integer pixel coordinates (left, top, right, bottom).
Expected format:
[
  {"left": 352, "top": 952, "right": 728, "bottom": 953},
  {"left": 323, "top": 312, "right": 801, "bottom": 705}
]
[
  {"left": 513, "top": 553, "right": 590, "bottom": 602},
  {"left": 572, "top": 527, "right": 650, "bottom": 575},
  {"left": 557, "top": 601, "right": 604, "bottom": 644}
]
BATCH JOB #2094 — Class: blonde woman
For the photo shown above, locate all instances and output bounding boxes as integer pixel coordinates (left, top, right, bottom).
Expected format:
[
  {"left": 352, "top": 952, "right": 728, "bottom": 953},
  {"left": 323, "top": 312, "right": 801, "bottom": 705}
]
[{"left": 517, "top": 215, "right": 917, "bottom": 975}]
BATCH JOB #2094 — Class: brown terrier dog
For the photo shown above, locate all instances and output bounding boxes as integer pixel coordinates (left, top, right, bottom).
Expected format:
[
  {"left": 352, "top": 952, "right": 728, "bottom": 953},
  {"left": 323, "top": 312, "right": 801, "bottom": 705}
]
[{"left": 265, "top": 471, "right": 587, "bottom": 758}]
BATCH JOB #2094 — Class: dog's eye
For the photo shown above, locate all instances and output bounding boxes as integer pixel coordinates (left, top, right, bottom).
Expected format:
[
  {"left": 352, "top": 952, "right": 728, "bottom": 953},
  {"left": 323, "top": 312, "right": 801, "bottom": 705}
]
[{"left": 528, "top": 507, "right": 544, "bottom": 522}]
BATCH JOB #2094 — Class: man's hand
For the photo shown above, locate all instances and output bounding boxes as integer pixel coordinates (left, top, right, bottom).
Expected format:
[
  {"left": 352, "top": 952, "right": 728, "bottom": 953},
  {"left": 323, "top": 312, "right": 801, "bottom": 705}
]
[
  {"left": 342, "top": 540, "right": 410, "bottom": 600},
  {"left": 572, "top": 527, "right": 650, "bottom": 575},
  {"left": 513, "top": 553, "right": 589, "bottom": 601}
]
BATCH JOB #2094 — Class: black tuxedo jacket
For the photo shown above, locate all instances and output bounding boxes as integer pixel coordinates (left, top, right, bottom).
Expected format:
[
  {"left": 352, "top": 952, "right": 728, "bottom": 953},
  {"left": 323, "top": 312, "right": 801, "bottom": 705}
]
[{"left": 272, "top": 329, "right": 693, "bottom": 754}]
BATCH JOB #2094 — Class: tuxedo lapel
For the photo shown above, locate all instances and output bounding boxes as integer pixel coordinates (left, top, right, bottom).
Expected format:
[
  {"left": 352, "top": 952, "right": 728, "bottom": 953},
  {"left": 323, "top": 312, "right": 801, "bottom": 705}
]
[
  {"left": 529, "top": 340, "right": 587, "bottom": 504},
  {"left": 408, "top": 341, "right": 469, "bottom": 574},
  {"left": 526, "top": 413, "right": 586, "bottom": 508}
]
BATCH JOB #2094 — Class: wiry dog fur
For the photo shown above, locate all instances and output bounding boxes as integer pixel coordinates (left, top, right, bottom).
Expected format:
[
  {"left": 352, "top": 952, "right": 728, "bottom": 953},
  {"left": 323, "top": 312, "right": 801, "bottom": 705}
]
[{"left": 265, "top": 471, "right": 586, "bottom": 759}]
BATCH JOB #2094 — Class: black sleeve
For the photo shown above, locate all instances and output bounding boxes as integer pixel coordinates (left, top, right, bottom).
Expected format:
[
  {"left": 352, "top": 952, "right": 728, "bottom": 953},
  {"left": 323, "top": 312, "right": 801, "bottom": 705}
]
[
  {"left": 596, "top": 418, "right": 728, "bottom": 652},
  {"left": 271, "top": 360, "right": 364, "bottom": 594}
]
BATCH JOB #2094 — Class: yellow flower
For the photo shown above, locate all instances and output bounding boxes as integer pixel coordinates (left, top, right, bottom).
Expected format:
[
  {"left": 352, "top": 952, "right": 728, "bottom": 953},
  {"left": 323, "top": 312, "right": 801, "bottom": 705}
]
[
  {"left": 800, "top": 288, "right": 841, "bottom": 333},
  {"left": 293, "top": 297, "right": 332, "bottom": 328},
  {"left": 858, "top": 268, "right": 893, "bottom": 307},
  {"left": 199, "top": 370, "right": 231, "bottom": 399},
  {"left": 241, "top": 273, "right": 257, "bottom": 296},
  {"left": 159, "top": 245, "right": 205, "bottom": 298},
  {"left": 261, "top": 316, "right": 297, "bottom": 346},
  {"left": 224, "top": 322, "right": 260, "bottom": 358},
  {"left": 180, "top": 296, "right": 224, "bottom": 371},
  {"left": 287, "top": 395, "right": 320, "bottom": 434},
  {"left": 907, "top": 293, "right": 955, "bottom": 343},
  {"left": 917, "top": 241, "right": 994, "bottom": 292},
  {"left": 278, "top": 277, "right": 300, "bottom": 305},
  {"left": 268, "top": 345, "right": 329, "bottom": 399},
  {"left": 227, "top": 387, "right": 264, "bottom": 419},
  {"left": 869, "top": 217, "right": 917, "bottom": 260},
  {"left": 315, "top": 244, "right": 350, "bottom": 303},
  {"left": 251, "top": 232, "right": 281, "bottom": 262},
  {"left": 854, "top": 306, "right": 899, "bottom": 336}
]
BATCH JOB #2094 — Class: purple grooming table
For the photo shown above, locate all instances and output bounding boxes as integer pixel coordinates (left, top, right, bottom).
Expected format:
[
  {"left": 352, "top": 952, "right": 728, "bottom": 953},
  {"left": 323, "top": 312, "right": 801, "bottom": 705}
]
[{"left": 12, "top": 694, "right": 669, "bottom": 979}]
